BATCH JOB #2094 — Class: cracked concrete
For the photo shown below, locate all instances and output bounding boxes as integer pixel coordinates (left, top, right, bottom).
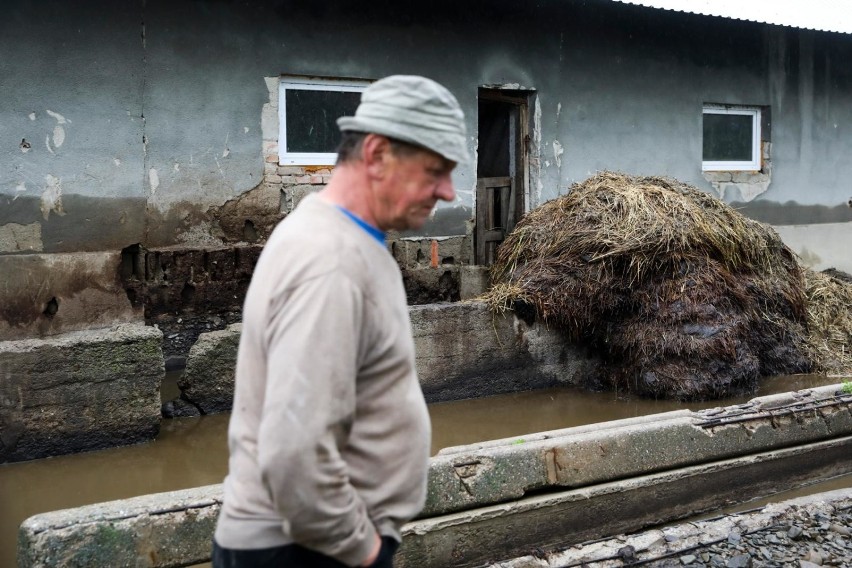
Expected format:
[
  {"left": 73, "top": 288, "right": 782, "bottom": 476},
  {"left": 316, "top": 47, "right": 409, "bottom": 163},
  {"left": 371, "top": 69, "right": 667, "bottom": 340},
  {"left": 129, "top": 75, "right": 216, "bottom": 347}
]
[
  {"left": 17, "top": 384, "right": 852, "bottom": 567},
  {"left": 174, "top": 302, "right": 599, "bottom": 413},
  {"left": 0, "top": 324, "right": 163, "bottom": 463},
  {"left": 488, "top": 488, "right": 852, "bottom": 567}
]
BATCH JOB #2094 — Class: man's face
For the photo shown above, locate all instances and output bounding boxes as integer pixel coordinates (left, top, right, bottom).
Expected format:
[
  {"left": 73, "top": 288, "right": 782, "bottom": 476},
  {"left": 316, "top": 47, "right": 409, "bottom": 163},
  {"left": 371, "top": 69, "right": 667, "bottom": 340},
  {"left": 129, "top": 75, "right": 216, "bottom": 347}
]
[{"left": 372, "top": 146, "right": 457, "bottom": 232}]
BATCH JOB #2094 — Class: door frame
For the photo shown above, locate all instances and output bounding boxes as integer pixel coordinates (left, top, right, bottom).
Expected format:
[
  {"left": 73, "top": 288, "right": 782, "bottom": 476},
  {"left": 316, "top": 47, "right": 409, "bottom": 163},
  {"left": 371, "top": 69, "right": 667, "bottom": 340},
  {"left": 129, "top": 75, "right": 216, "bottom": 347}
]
[{"left": 475, "top": 87, "right": 533, "bottom": 265}]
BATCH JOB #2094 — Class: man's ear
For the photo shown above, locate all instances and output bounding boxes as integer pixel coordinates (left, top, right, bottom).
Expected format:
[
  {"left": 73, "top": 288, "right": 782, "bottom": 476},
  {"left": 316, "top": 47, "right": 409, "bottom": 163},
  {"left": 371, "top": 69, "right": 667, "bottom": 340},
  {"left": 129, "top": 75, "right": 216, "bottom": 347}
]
[{"left": 361, "top": 134, "right": 392, "bottom": 179}]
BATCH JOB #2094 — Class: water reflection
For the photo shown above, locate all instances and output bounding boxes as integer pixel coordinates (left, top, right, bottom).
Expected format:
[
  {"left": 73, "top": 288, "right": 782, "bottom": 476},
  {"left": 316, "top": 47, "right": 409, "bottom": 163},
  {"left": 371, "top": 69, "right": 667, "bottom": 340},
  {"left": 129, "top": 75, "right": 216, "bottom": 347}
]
[
  {"left": 0, "top": 414, "right": 229, "bottom": 566},
  {"left": 0, "top": 374, "right": 847, "bottom": 566},
  {"left": 429, "top": 373, "right": 845, "bottom": 451}
]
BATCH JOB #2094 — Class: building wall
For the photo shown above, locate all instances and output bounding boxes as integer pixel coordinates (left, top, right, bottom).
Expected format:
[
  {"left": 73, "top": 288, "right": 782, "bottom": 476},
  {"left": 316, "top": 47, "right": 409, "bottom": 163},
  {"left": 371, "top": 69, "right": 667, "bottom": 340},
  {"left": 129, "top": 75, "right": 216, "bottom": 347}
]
[
  {"left": 0, "top": 1, "right": 145, "bottom": 254},
  {"left": 2, "top": 0, "right": 851, "bottom": 337}
]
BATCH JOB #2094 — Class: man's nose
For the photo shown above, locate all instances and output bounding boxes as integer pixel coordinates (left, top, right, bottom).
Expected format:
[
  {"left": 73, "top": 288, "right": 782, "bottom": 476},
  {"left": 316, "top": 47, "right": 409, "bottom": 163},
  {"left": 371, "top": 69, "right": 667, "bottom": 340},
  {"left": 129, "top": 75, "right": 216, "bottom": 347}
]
[{"left": 436, "top": 175, "right": 456, "bottom": 202}]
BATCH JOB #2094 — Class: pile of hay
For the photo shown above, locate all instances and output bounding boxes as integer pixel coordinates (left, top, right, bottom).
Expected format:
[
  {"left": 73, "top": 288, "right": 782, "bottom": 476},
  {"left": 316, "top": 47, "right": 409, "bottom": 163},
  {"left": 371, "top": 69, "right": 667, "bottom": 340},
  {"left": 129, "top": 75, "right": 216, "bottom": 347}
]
[
  {"left": 804, "top": 269, "right": 852, "bottom": 374},
  {"left": 484, "top": 172, "right": 815, "bottom": 400}
]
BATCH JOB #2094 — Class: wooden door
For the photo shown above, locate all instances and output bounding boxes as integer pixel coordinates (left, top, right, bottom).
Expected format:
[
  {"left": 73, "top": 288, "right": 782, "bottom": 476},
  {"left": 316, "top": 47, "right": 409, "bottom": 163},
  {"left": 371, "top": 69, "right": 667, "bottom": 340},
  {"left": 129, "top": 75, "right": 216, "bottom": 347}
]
[
  {"left": 475, "top": 89, "right": 529, "bottom": 265},
  {"left": 475, "top": 176, "right": 513, "bottom": 265}
]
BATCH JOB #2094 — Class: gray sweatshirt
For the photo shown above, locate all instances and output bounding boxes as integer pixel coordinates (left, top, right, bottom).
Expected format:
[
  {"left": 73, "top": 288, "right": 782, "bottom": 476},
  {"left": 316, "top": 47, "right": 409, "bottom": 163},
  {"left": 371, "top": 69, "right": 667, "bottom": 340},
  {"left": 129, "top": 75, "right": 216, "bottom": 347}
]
[{"left": 214, "top": 194, "right": 431, "bottom": 566}]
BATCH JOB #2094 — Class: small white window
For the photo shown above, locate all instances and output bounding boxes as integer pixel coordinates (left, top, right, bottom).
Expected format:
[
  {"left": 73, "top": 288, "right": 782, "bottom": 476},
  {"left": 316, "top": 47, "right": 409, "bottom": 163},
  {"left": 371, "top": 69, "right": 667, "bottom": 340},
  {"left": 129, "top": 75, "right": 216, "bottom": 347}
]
[
  {"left": 278, "top": 77, "right": 369, "bottom": 166},
  {"left": 702, "top": 105, "right": 761, "bottom": 171}
]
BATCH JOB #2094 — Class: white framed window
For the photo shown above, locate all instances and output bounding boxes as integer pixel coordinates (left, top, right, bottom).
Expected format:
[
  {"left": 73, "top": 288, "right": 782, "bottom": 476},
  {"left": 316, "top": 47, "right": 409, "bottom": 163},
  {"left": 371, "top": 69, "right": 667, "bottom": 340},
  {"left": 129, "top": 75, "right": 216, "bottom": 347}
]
[
  {"left": 702, "top": 105, "right": 762, "bottom": 171},
  {"left": 278, "top": 77, "right": 369, "bottom": 166}
]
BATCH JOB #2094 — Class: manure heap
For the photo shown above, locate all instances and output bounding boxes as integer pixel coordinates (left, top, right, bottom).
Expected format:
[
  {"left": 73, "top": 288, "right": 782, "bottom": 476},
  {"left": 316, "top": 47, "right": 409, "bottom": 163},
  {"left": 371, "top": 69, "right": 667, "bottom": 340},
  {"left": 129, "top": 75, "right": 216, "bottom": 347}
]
[{"left": 485, "top": 172, "right": 852, "bottom": 400}]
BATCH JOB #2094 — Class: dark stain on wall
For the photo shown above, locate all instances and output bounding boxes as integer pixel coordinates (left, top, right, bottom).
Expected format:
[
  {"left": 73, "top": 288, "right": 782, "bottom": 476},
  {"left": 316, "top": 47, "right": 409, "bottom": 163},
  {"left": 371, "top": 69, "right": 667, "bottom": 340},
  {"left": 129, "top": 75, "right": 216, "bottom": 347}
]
[
  {"left": 0, "top": 254, "right": 132, "bottom": 340},
  {"left": 0, "top": 194, "right": 147, "bottom": 253},
  {"left": 142, "top": 184, "right": 284, "bottom": 249},
  {"left": 401, "top": 206, "right": 472, "bottom": 239},
  {"left": 0, "top": 190, "right": 283, "bottom": 253},
  {"left": 402, "top": 268, "right": 460, "bottom": 305},
  {"left": 730, "top": 201, "right": 852, "bottom": 225},
  {"left": 141, "top": 201, "right": 213, "bottom": 249},
  {"left": 209, "top": 183, "right": 285, "bottom": 244}
]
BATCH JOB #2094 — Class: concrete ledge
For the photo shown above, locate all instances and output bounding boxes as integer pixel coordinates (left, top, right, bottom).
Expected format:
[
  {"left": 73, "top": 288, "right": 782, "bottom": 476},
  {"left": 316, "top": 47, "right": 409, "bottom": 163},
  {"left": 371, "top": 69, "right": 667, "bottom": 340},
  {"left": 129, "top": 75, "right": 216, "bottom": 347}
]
[
  {"left": 400, "top": 437, "right": 852, "bottom": 567},
  {"left": 177, "top": 301, "right": 599, "bottom": 412},
  {"left": 18, "top": 437, "right": 852, "bottom": 567},
  {"left": 492, "top": 488, "right": 852, "bottom": 567},
  {"left": 17, "top": 385, "right": 852, "bottom": 566},
  {"left": 422, "top": 385, "right": 852, "bottom": 516},
  {"left": 0, "top": 324, "right": 163, "bottom": 463},
  {"left": 410, "top": 302, "right": 596, "bottom": 402},
  {"left": 18, "top": 485, "right": 221, "bottom": 568},
  {"left": 179, "top": 324, "right": 242, "bottom": 414}
]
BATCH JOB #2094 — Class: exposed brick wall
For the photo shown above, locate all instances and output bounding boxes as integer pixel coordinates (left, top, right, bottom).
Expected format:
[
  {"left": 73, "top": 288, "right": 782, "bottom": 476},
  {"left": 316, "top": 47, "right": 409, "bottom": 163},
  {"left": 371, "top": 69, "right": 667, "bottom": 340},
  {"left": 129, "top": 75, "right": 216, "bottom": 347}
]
[
  {"left": 260, "top": 82, "right": 334, "bottom": 216},
  {"left": 121, "top": 244, "right": 263, "bottom": 362}
]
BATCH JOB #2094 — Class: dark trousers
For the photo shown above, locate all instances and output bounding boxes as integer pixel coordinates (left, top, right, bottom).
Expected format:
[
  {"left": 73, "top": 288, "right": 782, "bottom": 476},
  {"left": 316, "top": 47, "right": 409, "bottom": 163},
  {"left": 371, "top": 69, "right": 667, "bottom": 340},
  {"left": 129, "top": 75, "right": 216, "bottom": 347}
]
[{"left": 212, "top": 536, "right": 399, "bottom": 568}]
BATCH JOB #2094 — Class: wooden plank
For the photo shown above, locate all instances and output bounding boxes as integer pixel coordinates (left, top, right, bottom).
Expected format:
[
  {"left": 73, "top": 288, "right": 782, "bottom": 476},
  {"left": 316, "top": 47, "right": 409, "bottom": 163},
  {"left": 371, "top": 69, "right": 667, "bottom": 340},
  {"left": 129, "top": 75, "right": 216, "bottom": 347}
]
[
  {"left": 477, "top": 176, "right": 513, "bottom": 264},
  {"left": 478, "top": 176, "right": 511, "bottom": 188},
  {"left": 488, "top": 188, "right": 498, "bottom": 231},
  {"left": 506, "top": 177, "right": 517, "bottom": 235},
  {"left": 475, "top": 182, "right": 487, "bottom": 264},
  {"left": 478, "top": 90, "right": 529, "bottom": 105},
  {"left": 500, "top": 185, "right": 510, "bottom": 230},
  {"left": 483, "top": 229, "right": 504, "bottom": 242}
]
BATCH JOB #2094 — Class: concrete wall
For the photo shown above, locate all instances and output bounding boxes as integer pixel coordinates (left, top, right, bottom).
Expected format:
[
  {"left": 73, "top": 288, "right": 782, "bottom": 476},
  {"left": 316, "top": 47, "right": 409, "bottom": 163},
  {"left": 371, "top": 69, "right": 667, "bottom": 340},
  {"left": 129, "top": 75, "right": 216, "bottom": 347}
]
[
  {"left": 0, "top": 252, "right": 140, "bottom": 342},
  {"left": 3, "top": 0, "right": 852, "bottom": 337},
  {"left": 0, "top": 2, "right": 146, "bottom": 253},
  {"left": 17, "top": 384, "right": 852, "bottom": 566},
  {"left": 0, "top": 324, "right": 163, "bottom": 463},
  {"left": 2, "top": 1, "right": 852, "bottom": 242},
  {"left": 175, "top": 302, "right": 598, "bottom": 414}
]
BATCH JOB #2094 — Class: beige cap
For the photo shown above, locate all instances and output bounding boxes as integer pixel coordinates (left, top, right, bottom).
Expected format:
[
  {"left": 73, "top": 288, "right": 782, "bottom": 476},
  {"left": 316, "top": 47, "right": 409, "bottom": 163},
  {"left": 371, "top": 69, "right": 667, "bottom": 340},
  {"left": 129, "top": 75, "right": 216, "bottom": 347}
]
[{"left": 337, "top": 75, "right": 468, "bottom": 164}]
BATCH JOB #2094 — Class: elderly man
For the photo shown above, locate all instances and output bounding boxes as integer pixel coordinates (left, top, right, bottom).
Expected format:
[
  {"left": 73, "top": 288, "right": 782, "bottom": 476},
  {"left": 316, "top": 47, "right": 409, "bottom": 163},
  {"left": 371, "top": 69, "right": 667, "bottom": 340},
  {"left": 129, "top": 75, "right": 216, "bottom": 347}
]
[{"left": 212, "top": 75, "right": 467, "bottom": 568}]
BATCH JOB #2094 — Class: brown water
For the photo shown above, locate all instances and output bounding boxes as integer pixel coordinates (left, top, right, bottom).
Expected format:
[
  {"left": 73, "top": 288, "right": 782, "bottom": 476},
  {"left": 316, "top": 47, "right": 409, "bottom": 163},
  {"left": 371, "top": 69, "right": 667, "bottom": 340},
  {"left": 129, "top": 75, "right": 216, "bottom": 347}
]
[{"left": 1, "top": 374, "right": 848, "bottom": 565}]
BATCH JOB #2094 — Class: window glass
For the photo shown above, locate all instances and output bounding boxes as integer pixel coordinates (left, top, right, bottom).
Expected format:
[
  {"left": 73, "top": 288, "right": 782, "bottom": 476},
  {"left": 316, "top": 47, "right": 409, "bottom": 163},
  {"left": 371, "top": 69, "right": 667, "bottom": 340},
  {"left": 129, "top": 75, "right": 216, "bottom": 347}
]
[
  {"left": 278, "top": 77, "right": 369, "bottom": 165},
  {"left": 284, "top": 89, "right": 362, "bottom": 153},
  {"left": 703, "top": 113, "right": 753, "bottom": 162},
  {"left": 701, "top": 106, "right": 761, "bottom": 171}
]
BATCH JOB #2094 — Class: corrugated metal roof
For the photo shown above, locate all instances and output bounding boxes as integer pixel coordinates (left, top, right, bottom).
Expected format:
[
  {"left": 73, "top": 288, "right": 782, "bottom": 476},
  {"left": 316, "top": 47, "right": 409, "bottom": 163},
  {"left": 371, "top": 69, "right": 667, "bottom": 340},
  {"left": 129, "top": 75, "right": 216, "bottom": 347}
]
[{"left": 613, "top": 0, "right": 852, "bottom": 35}]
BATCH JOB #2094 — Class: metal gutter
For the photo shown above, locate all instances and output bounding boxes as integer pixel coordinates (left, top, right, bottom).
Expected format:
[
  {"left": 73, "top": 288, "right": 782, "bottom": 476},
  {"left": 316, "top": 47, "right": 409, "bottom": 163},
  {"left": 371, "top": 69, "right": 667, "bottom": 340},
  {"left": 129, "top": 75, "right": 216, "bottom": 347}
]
[{"left": 612, "top": 0, "right": 852, "bottom": 35}]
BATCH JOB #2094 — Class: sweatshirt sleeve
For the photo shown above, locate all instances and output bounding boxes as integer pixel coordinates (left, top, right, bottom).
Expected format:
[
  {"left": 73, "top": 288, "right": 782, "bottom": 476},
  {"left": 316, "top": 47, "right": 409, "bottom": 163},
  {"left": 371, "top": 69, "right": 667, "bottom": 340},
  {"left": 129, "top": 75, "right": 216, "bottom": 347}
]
[{"left": 257, "top": 271, "right": 378, "bottom": 567}]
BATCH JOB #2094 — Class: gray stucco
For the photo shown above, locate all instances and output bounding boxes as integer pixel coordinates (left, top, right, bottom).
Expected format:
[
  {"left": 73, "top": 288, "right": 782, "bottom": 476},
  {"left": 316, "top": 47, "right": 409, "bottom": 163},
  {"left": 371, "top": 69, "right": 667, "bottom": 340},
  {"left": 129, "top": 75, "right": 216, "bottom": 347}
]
[
  {"left": 0, "top": 2, "right": 145, "bottom": 251},
  {"left": 2, "top": 0, "right": 851, "bottom": 256}
]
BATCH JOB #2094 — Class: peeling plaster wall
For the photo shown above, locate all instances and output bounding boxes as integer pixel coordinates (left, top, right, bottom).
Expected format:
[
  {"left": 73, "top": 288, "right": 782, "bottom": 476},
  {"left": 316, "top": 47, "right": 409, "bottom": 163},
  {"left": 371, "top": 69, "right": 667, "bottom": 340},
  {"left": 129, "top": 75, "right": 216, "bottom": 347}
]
[
  {"left": 3, "top": 0, "right": 852, "bottom": 334},
  {"left": 4, "top": 1, "right": 852, "bottom": 245},
  {"left": 0, "top": 1, "right": 146, "bottom": 253},
  {"left": 139, "top": 0, "right": 489, "bottom": 240},
  {"left": 0, "top": 252, "right": 140, "bottom": 342}
]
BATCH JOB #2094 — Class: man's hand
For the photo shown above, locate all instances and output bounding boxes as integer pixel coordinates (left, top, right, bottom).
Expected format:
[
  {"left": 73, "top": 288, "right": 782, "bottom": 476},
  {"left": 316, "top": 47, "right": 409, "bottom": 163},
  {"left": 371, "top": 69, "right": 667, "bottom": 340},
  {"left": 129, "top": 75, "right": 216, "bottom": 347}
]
[{"left": 360, "top": 533, "right": 382, "bottom": 567}]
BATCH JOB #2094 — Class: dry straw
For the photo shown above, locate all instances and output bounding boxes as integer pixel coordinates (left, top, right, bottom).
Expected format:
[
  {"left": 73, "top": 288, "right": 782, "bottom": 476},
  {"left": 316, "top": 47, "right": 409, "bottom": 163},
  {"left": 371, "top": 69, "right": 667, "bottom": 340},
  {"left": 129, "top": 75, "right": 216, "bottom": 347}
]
[
  {"left": 484, "top": 172, "right": 850, "bottom": 399},
  {"left": 804, "top": 270, "right": 852, "bottom": 374}
]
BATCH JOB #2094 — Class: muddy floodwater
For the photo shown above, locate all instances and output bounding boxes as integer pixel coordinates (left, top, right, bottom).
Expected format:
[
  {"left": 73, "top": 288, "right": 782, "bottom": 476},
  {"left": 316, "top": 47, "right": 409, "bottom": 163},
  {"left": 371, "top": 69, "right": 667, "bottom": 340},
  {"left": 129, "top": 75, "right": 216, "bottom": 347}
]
[{"left": 2, "top": 374, "right": 849, "bottom": 565}]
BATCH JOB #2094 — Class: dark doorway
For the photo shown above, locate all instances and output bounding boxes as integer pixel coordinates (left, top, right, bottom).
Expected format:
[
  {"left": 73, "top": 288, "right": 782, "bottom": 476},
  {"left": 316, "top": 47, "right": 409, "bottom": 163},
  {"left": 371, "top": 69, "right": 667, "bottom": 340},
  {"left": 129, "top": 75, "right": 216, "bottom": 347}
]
[{"left": 475, "top": 89, "right": 531, "bottom": 265}]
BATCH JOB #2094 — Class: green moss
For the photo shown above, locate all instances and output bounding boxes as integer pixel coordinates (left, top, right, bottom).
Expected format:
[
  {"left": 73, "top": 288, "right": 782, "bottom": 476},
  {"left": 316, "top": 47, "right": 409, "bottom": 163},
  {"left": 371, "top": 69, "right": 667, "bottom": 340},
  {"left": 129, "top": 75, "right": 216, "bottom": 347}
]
[
  {"left": 842, "top": 381, "right": 852, "bottom": 394},
  {"left": 67, "top": 523, "right": 136, "bottom": 566}
]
